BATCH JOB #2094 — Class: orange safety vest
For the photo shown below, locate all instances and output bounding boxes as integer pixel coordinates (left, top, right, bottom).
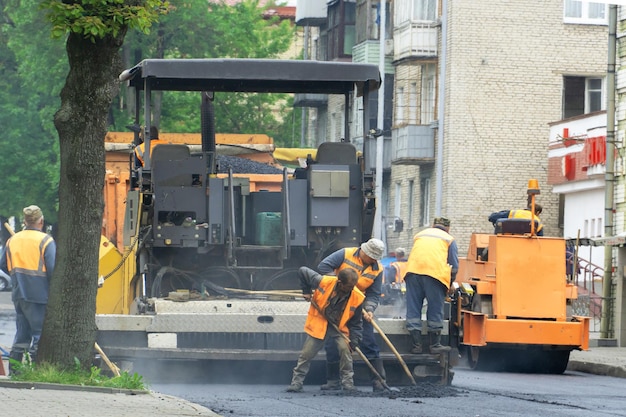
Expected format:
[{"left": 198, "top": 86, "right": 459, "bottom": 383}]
[
  {"left": 304, "top": 276, "right": 365, "bottom": 339},
  {"left": 508, "top": 209, "right": 543, "bottom": 233},
  {"left": 134, "top": 139, "right": 167, "bottom": 166},
  {"left": 335, "top": 247, "right": 381, "bottom": 293},
  {"left": 389, "top": 260, "right": 408, "bottom": 284},
  {"left": 406, "top": 227, "right": 454, "bottom": 289},
  {"left": 6, "top": 230, "right": 53, "bottom": 276}
]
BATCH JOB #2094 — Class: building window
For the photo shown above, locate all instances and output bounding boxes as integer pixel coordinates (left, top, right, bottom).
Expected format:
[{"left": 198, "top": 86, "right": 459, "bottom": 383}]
[
  {"left": 421, "top": 64, "right": 436, "bottom": 124},
  {"left": 408, "top": 179, "right": 414, "bottom": 228},
  {"left": 396, "top": 0, "right": 437, "bottom": 26},
  {"left": 563, "top": 76, "right": 605, "bottom": 119},
  {"left": 564, "top": 0, "right": 607, "bottom": 25},
  {"left": 420, "top": 177, "right": 430, "bottom": 227},
  {"left": 326, "top": 0, "right": 356, "bottom": 60}
]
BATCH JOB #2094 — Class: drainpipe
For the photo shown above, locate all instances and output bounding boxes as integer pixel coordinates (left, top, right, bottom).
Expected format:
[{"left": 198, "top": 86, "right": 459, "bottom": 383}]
[
  {"left": 435, "top": 0, "right": 447, "bottom": 216},
  {"left": 601, "top": 4, "right": 616, "bottom": 339},
  {"left": 301, "top": 26, "right": 309, "bottom": 147},
  {"left": 374, "top": 0, "right": 386, "bottom": 240}
]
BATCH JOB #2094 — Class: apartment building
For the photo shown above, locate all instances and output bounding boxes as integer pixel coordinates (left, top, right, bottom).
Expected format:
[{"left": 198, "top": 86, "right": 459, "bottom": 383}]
[{"left": 297, "top": 0, "right": 608, "bottom": 254}]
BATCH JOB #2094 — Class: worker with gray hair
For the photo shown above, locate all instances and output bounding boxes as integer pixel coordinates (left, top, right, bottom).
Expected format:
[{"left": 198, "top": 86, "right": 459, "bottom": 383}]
[
  {"left": 405, "top": 217, "right": 458, "bottom": 354},
  {"left": 317, "top": 238, "right": 387, "bottom": 391},
  {"left": 0, "top": 205, "right": 56, "bottom": 374}
]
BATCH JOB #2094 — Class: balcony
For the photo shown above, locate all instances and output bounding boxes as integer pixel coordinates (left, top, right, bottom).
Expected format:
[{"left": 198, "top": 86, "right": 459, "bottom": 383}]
[
  {"left": 352, "top": 135, "right": 392, "bottom": 172},
  {"left": 391, "top": 125, "right": 435, "bottom": 164},
  {"left": 294, "top": 93, "right": 328, "bottom": 108},
  {"left": 393, "top": 21, "right": 438, "bottom": 62},
  {"left": 295, "top": 0, "right": 326, "bottom": 26},
  {"left": 352, "top": 40, "right": 394, "bottom": 74}
]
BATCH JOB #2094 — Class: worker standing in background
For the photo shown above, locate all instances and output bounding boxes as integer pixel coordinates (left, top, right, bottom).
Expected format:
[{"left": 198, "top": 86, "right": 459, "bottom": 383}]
[
  {"left": 0, "top": 205, "right": 56, "bottom": 374},
  {"left": 488, "top": 203, "right": 544, "bottom": 236},
  {"left": 286, "top": 267, "right": 364, "bottom": 393},
  {"left": 317, "top": 238, "right": 387, "bottom": 392},
  {"left": 382, "top": 247, "right": 408, "bottom": 305},
  {"left": 405, "top": 217, "right": 458, "bottom": 354},
  {"left": 134, "top": 126, "right": 164, "bottom": 167}
]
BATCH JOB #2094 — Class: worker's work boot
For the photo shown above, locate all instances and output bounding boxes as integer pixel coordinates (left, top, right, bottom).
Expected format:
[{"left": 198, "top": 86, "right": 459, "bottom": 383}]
[
  {"left": 286, "top": 382, "right": 303, "bottom": 393},
  {"left": 8, "top": 351, "right": 23, "bottom": 376},
  {"left": 429, "top": 331, "right": 451, "bottom": 353},
  {"left": 371, "top": 358, "right": 387, "bottom": 392},
  {"left": 409, "top": 330, "right": 423, "bottom": 354},
  {"left": 320, "top": 361, "right": 341, "bottom": 390},
  {"left": 341, "top": 381, "right": 357, "bottom": 392}
]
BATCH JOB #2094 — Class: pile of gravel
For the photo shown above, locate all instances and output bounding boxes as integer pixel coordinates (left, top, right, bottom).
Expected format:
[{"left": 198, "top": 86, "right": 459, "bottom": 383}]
[{"left": 216, "top": 155, "right": 283, "bottom": 174}]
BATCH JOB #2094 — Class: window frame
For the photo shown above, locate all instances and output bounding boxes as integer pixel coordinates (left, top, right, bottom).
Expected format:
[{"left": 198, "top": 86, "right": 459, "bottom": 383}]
[
  {"left": 326, "top": 0, "right": 356, "bottom": 60},
  {"left": 563, "top": 0, "right": 608, "bottom": 25}
]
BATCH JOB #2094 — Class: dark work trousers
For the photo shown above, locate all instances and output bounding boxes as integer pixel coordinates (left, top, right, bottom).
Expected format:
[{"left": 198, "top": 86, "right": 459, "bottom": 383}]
[
  {"left": 324, "top": 319, "right": 380, "bottom": 361},
  {"left": 12, "top": 299, "right": 46, "bottom": 357},
  {"left": 405, "top": 273, "right": 446, "bottom": 333}
]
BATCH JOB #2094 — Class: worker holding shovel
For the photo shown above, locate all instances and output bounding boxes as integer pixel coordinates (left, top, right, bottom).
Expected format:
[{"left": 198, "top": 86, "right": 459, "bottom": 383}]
[{"left": 286, "top": 267, "right": 364, "bottom": 393}]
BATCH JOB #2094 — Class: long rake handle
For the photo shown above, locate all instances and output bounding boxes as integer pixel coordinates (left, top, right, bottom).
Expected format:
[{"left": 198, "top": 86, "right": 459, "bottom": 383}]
[
  {"left": 371, "top": 319, "right": 417, "bottom": 385},
  {"left": 309, "top": 299, "right": 391, "bottom": 390}
]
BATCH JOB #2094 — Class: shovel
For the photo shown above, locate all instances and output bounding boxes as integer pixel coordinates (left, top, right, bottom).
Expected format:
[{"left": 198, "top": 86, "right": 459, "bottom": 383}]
[
  {"left": 371, "top": 319, "right": 417, "bottom": 386},
  {"left": 310, "top": 299, "right": 399, "bottom": 392}
]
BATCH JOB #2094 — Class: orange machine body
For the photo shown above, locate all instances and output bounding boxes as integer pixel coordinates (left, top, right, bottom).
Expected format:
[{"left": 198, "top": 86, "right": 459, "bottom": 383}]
[{"left": 457, "top": 233, "right": 589, "bottom": 351}]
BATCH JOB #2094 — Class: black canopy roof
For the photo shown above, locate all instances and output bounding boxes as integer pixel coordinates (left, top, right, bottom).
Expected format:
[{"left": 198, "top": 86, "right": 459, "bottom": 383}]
[{"left": 120, "top": 58, "right": 380, "bottom": 95}]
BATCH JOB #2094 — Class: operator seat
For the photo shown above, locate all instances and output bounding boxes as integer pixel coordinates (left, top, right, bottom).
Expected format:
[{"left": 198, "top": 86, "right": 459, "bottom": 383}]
[
  {"left": 496, "top": 218, "right": 539, "bottom": 235},
  {"left": 316, "top": 142, "right": 357, "bottom": 164},
  {"left": 151, "top": 144, "right": 193, "bottom": 186}
]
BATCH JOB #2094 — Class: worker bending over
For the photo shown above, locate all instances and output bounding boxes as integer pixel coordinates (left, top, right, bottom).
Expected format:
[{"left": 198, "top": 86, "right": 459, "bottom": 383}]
[
  {"left": 317, "top": 238, "right": 386, "bottom": 391},
  {"left": 286, "top": 267, "right": 364, "bottom": 393}
]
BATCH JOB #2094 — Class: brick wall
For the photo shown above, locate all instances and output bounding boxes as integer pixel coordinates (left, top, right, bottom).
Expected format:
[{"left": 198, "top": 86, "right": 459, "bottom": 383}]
[{"left": 388, "top": 1, "right": 607, "bottom": 253}]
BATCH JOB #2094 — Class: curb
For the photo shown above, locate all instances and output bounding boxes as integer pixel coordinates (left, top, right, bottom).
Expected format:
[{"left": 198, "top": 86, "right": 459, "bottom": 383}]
[
  {"left": 0, "top": 377, "right": 149, "bottom": 395},
  {"left": 567, "top": 360, "right": 626, "bottom": 379}
]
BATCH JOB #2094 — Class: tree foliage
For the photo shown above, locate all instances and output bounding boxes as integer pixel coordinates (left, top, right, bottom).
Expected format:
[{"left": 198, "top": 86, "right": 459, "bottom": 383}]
[
  {"left": 116, "top": 0, "right": 301, "bottom": 146},
  {"left": 0, "top": 1, "right": 65, "bottom": 225}
]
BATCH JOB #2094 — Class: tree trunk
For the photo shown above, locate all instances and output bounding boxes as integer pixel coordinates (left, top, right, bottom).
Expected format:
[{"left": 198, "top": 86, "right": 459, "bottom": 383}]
[{"left": 38, "top": 30, "right": 126, "bottom": 370}]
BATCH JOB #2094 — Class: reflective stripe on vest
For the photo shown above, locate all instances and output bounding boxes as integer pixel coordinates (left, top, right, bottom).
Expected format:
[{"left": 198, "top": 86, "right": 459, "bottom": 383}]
[
  {"left": 6, "top": 230, "right": 52, "bottom": 278},
  {"left": 336, "top": 248, "right": 380, "bottom": 293},
  {"left": 390, "top": 260, "right": 408, "bottom": 283},
  {"left": 406, "top": 227, "right": 454, "bottom": 288},
  {"left": 303, "top": 276, "right": 365, "bottom": 339}
]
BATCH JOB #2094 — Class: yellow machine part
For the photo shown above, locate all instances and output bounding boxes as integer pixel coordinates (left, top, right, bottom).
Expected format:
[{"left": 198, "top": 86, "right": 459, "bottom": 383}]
[{"left": 96, "top": 235, "right": 135, "bottom": 315}]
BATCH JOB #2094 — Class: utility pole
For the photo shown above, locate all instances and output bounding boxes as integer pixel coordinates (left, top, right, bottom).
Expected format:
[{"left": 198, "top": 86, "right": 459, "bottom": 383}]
[
  {"left": 373, "top": 0, "right": 386, "bottom": 240},
  {"left": 601, "top": 3, "right": 617, "bottom": 339}
]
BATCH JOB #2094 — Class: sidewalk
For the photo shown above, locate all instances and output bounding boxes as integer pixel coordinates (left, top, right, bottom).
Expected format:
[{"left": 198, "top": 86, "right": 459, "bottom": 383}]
[
  {"left": 0, "top": 378, "right": 222, "bottom": 417},
  {"left": 568, "top": 345, "right": 626, "bottom": 378}
]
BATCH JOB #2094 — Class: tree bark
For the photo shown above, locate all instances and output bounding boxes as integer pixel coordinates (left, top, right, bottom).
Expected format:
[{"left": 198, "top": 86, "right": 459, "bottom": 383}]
[{"left": 38, "top": 30, "right": 126, "bottom": 370}]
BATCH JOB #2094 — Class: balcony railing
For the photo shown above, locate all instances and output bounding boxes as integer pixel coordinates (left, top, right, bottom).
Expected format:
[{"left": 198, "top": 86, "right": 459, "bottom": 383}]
[
  {"left": 391, "top": 124, "right": 435, "bottom": 164},
  {"left": 393, "top": 21, "right": 438, "bottom": 61},
  {"left": 352, "top": 40, "right": 394, "bottom": 74}
]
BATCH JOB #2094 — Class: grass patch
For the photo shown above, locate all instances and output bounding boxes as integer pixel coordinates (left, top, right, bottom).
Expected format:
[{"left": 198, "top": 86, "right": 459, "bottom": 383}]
[{"left": 9, "top": 357, "right": 147, "bottom": 390}]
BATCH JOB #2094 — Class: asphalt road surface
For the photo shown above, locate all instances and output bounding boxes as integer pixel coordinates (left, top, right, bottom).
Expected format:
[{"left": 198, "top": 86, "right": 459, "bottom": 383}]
[{"left": 152, "top": 369, "right": 626, "bottom": 417}]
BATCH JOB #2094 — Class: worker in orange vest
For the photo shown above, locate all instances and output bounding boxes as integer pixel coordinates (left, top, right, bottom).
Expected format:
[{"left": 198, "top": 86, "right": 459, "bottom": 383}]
[
  {"left": 134, "top": 126, "right": 166, "bottom": 167},
  {"left": 382, "top": 247, "right": 408, "bottom": 305},
  {"left": 286, "top": 267, "right": 364, "bottom": 393}
]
